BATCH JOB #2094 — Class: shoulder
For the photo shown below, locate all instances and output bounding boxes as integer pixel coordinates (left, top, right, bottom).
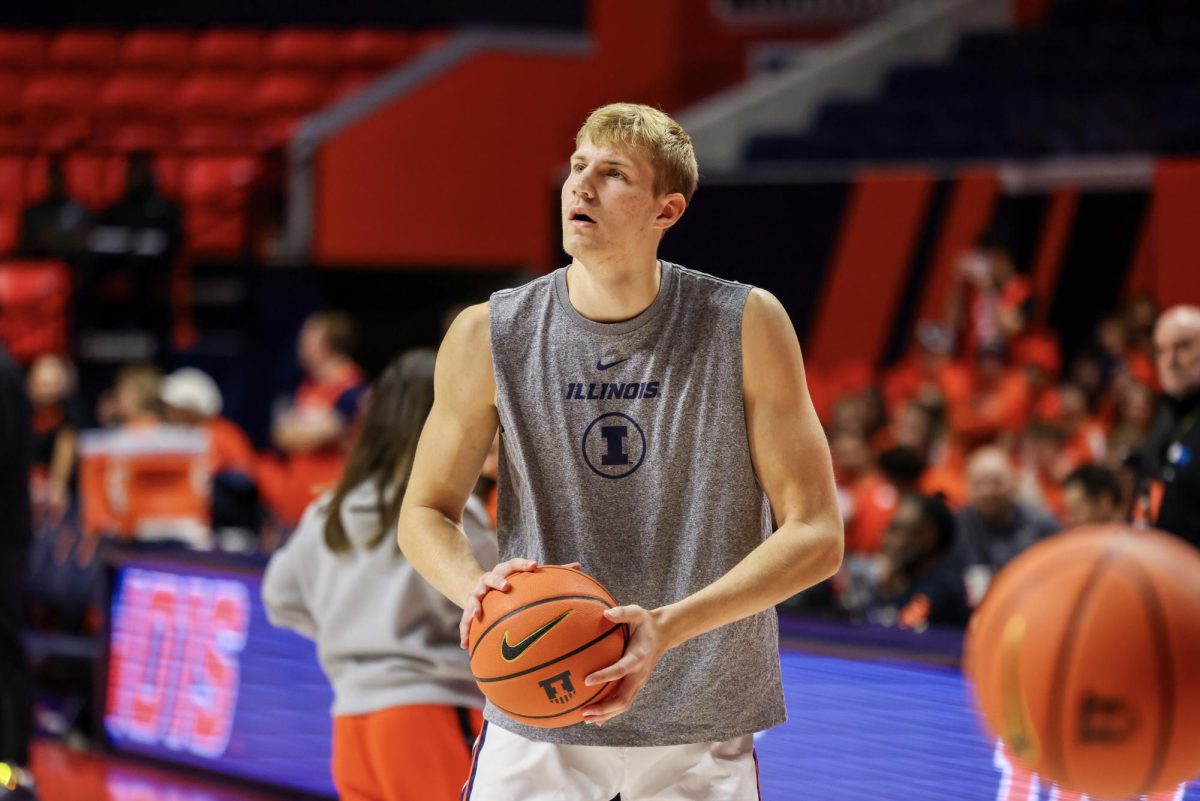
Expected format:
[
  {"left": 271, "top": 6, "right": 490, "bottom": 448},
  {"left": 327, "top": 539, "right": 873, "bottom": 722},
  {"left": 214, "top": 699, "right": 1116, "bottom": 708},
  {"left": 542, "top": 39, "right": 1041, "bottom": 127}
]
[
  {"left": 742, "top": 286, "right": 788, "bottom": 327},
  {"left": 437, "top": 303, "right": 497, "bottom": 400},
  {"left": 741, "top": 287, "right": 800, "bottom": 361},
  {"left": 443, "top": 301, "right": 493, "bottom": 357}
]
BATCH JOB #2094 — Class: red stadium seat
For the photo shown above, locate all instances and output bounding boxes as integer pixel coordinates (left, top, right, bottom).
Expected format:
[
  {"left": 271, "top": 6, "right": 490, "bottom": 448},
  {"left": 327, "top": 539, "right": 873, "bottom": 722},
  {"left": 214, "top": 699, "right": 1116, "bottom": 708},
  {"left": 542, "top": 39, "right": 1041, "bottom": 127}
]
[
  {"left": 0, "top": 32, "right": 47, "bottom": 71},
  {"left": 340, "top": 29, "right": 414, "bottom": 71},
  {"left": 0, "top": 156, "right": 27, "bottom": 255},
  {"left": 175, "top": 73, "right": 257, "bottom": 151},
  {"left": 21, "top": 73, "right": 100, "bottom": 150},
  {"left": 264, "top": 28, "right": 340, "bottom": 71},
  {"left": 95, "top": 73, "right": 177, "bottom": 151},
  {"left": 0, "top": 73, "right": 28, "bottom": 117},
  {"left": 176, "top": 73, "right": 255, "bottom": 118},
  {"left": 181, "top": 155, "right": 260, "bottom": 255},
  {"left": 119, "top": 29, "right": 193, "bottom": 72},
  {"left": 253, "top": 72, "right": 332, "bottom": 117},
  {"left": 253, "top": 72, "right": 332, "bottom": 148},
  {"left": 98, "top": 73, "right": 178, "bottom": 117},
  {"left": 192, "top": 29, "right": 263, "bottom": 71},
  {"left": 46, "top": 30, "right": 120, "bottom": 71},
  {"left": 22, "top": 72, "right": 100, "bottom": 116}
]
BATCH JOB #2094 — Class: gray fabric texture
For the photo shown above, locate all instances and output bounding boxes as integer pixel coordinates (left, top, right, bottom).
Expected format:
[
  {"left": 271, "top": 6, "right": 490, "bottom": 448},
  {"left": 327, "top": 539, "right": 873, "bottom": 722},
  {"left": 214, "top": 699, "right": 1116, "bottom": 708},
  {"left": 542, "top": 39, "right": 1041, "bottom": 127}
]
[
  {"left": 263, "top": 485, "right": 498, "bottom": 715},
  {"left": 486, "top": 260, "right": 786, "bottom": 746}
]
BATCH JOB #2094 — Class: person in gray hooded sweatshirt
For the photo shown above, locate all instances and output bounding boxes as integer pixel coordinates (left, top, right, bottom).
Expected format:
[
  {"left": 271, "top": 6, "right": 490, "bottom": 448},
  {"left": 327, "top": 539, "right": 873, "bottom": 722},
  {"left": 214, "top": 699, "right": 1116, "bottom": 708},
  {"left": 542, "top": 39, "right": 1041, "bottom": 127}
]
[{"left": 263, "top": 348, "right": 498, "bottom": 801}]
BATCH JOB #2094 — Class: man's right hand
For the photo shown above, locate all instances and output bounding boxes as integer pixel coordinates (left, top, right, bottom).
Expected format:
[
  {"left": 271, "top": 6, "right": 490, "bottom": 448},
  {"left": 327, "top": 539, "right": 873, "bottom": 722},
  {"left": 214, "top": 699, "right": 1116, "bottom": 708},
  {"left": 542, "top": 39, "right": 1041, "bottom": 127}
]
[
  {"left": 458, "top": 559, "right": 582, "bottom": 648},
  {"left": 459, "top": 558, "right": 539, "bottom": 648}
]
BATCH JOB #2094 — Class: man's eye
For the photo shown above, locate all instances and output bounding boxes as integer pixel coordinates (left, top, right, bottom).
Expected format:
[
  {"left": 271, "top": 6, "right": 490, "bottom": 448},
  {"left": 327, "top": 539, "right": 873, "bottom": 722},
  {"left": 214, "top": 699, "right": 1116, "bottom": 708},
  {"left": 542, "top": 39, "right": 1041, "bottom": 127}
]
[
  {"left": 572, "top": 163, "right": 585, "bottom": 172},
  {"left": 609, "top": 171, "right": 624, "bottom": 179}
]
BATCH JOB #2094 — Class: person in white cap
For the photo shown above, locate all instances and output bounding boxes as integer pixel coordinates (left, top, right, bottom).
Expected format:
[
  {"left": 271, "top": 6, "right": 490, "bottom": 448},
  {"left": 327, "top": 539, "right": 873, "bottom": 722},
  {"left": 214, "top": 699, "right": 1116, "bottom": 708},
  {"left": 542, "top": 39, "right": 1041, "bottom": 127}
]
[{"left": 161, "top": 368, "right": 259, "bottom": 531}]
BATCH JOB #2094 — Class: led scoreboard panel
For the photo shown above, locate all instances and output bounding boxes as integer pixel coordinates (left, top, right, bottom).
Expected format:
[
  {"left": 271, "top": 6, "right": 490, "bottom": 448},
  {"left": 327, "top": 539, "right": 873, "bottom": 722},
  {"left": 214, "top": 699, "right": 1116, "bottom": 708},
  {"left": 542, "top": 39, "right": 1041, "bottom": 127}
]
[
  {"left": 102, "top": 552, "right": 1197, "bottom": 800},
  {"left": 104, "top": 553, "right": 337, "bottom": 797}
]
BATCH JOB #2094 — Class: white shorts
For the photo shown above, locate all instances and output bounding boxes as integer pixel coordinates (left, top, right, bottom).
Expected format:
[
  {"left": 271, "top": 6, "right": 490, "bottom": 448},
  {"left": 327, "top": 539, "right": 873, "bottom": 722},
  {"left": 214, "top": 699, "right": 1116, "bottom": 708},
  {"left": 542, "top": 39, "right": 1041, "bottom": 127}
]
[{"left": 460, "top": 721, "right": 762, "bottom": 801}]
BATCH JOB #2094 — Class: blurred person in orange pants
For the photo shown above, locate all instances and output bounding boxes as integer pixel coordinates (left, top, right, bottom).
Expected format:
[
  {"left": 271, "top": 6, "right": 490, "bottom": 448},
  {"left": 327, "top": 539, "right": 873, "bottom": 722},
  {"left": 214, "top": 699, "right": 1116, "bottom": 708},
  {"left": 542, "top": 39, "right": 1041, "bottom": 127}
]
[
  {"left": 259, "top": 311, "right": 365, "bottom": 526},
  {"left": 262, "top": 350, "right": 497, "bottom": 801}
]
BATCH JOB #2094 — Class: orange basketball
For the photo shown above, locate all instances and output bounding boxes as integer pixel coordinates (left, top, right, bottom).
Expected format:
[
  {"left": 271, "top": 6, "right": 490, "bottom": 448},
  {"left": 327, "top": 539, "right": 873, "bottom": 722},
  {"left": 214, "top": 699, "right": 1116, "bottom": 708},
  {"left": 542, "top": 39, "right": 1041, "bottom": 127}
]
[
  {"left": 467, "top": 565, "right": 628, "bottom": 728},
  {"left": 965, "top": 525, "right": 1200, "bottom": 799}
]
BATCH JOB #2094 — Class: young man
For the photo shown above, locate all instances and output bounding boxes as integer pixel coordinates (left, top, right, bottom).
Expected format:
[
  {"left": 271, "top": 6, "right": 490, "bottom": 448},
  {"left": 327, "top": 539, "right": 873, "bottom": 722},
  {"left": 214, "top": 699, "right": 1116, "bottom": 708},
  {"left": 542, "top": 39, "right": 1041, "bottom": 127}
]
[{"left": 398, "top": 103, "right": 843, "bottom": 800}]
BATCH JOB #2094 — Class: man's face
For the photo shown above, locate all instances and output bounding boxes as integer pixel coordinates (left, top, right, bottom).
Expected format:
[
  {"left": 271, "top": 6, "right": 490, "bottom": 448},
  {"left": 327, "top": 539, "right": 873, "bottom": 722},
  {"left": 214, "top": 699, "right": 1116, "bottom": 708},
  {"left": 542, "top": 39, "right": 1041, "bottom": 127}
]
[
  {"left": 967, "top": 454, "right": 1015, "bottom": 523},
  {"left": 561, "top": 138, "right": 673, "bottom": 260},
  {"left": 297, "top": 320, "right": 327, "bottom": 373},
  {"left": 1062, "top": 482, "right": 1117, "bottom": 528},
  {"left": 881, "top": 499, "right": 933, "bottom": 576},
  {"left": 1154, "top": 312, "right": 1200, "bottom": 399}
]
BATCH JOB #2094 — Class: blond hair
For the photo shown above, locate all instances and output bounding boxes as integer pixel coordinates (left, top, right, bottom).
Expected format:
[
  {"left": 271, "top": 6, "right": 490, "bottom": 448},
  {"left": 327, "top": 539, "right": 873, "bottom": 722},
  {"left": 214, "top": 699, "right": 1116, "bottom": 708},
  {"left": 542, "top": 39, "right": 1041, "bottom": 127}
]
[{"left": 575, "top": 103, "right": 698, "bottom": 203}]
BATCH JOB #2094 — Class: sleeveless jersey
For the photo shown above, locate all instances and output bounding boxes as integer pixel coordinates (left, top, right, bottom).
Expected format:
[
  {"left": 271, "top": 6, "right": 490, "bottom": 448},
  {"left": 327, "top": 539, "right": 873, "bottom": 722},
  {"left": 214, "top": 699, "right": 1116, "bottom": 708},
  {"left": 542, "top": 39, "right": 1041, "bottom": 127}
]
[{"left": 486, "top": 260, "right": 787, "bottom": 746}]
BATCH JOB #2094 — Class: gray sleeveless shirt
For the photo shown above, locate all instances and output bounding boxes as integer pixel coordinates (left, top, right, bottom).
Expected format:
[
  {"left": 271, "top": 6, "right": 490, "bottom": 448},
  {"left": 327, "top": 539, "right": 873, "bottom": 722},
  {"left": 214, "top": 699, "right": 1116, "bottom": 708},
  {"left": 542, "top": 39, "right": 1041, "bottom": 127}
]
[{"left": 487, "top": 261, "right": 787, "bottom": 747}]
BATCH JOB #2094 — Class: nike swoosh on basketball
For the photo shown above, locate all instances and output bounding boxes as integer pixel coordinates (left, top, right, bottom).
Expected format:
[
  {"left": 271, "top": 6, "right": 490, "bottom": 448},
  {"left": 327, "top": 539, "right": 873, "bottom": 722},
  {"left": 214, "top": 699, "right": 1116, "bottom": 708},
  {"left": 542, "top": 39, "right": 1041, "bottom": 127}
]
[
  {"left": 596, "top": 358, "right": 628, "bottom": 371},
  {"left": 501, "top": 610, "right": 574, "bottom": 662}
]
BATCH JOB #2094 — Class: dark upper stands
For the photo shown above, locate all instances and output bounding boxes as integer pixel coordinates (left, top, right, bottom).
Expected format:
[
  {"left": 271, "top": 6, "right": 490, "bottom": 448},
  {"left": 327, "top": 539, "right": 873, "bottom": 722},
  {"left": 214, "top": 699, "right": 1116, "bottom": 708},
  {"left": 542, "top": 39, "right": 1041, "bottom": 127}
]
[{"left": 746, "top": 0, "right": 1200, "bottom": 164}]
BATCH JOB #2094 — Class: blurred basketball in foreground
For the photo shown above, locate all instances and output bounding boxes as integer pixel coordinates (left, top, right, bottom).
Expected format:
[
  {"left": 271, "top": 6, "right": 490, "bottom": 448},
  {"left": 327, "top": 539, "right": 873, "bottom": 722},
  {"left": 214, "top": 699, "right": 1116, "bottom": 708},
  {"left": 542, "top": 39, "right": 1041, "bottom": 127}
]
[
  {"left": 965, "top": 525, "right": 1200, "bottom": 799},
  {"left": 468, "top": 565, "right": 628, "bottom": 728}
]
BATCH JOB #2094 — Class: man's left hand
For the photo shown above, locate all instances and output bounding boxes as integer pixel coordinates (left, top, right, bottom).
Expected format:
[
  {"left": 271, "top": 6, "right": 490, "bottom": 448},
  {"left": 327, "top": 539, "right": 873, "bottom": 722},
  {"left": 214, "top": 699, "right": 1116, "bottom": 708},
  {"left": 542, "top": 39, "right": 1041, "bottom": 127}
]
[{"left": 580, "top": 604, "right": 671, "bottom": 726}]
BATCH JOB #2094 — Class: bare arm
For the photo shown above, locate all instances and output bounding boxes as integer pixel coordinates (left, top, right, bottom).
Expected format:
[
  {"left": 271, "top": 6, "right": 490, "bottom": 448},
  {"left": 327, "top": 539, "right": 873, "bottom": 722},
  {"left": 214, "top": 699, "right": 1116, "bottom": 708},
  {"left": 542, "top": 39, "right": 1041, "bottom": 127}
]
[
  {"left": 583, "top": 288, "right": 844, "bottom": 723},
  {"left": 272, "top": 409, "right": 345, "bottom": 453},
  {"left": 397, "top": 303, "right": 509, "bottom": 608}
]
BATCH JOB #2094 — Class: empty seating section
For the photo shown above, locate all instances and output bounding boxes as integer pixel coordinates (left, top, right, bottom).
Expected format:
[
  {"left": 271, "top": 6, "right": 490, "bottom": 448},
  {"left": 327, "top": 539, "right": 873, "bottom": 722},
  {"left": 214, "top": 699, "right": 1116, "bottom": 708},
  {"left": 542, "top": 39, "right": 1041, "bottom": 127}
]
[
  {"left": 0, "top": 26, "right": 435, "bottom": 258},
  {"left": 745, "top": 0, "right": 1200, "bottom": 164}
]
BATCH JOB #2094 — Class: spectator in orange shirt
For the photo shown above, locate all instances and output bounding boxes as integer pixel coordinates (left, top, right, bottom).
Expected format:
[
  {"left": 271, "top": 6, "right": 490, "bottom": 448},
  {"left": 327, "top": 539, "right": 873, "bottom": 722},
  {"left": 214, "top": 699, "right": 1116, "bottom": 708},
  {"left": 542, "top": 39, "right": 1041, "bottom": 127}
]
[
  {"left": 259, "top": 311, "right": 366, "bottom": 526},
  {"left": 1014, "top": 333, "right": 1062, "bottom": 423},
  {"left": 831, "top": 429, "right": 898, "bottom": 556},
  {"left": 1014, "top": 420, "right": 1068, "bottom": 520},
  {"left": 947, "top": 344, "right": 1032, "bottom": 446},
  {"left": 161, "top": 367, "right": 260, "bottom": 538},
  {"left": 945, "top": 229, "right": 1034, "bottom": 358},
  {"left": 1056, "top": 381, "right": 1107, "bottom": 476}
]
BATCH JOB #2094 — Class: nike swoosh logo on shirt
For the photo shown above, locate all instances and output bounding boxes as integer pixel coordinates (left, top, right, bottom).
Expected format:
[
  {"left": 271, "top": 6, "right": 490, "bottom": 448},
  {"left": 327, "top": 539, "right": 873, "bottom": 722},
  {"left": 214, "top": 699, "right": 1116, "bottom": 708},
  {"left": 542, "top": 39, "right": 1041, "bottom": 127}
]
[
  {"left": 596, "top": 358, "right": 628, "bottom": 371},
  {"left": 500, "top": 610, "right": 574, "bottom": 662}
]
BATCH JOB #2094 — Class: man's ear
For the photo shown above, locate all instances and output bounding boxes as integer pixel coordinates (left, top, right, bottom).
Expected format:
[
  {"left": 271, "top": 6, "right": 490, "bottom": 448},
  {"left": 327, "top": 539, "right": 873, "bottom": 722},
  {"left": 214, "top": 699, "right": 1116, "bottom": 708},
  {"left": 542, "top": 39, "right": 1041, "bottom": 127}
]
[{"left": 654, "top": 193, "right": 687, "bottom": 232}]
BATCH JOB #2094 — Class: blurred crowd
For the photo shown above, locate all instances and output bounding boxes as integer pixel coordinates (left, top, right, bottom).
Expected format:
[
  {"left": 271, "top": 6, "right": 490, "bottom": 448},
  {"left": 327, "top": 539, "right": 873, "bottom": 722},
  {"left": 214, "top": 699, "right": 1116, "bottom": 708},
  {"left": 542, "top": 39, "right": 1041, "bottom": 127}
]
[
  {"left": 799, "top": 232, "right": 1199, "bottom": 631},
  {"left": 6, "top": 230, "right": 1199, "bottom": 646},
  {"left": 16, "top": 309, "right": 402, "bottom": 639}
]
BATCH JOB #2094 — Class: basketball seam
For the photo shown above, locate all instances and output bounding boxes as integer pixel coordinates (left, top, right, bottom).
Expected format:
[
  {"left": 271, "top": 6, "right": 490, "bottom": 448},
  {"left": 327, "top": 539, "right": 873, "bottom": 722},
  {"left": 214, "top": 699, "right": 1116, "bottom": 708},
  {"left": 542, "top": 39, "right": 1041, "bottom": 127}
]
[
  {"left": 475, "top": 623, "right": 627, "bottom": 683},
  {"left": 468, "top": 595, "right": 611, "bottom": 660},
  {"left": 539, "top": 565, "right": 620, "bottom": 603},
  {"left": 1044, "top": 535, "right": 1131, "bottom": 787},
  {"left": 1115, "top": 555, "right": 1175, "bottom": 795}
]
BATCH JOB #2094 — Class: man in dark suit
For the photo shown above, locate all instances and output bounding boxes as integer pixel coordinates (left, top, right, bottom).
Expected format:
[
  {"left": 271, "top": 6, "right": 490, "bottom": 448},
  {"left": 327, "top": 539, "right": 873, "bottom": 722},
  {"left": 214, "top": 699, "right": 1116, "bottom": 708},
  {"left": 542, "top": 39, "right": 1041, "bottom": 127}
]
[
  {"left": 0, "top": 343, "right": 38, "bottom": 799},
  {"left": 1132, "top": 305, "right": 1200, "bottom": 548}
]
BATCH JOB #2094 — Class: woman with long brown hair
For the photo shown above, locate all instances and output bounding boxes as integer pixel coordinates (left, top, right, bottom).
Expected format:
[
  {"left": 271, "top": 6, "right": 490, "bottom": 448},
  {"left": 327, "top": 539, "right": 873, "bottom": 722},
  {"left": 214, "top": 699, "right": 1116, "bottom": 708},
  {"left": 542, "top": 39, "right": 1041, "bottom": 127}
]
[{"left": 264, "top": 348, "right": 497, "bottom": 801}]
